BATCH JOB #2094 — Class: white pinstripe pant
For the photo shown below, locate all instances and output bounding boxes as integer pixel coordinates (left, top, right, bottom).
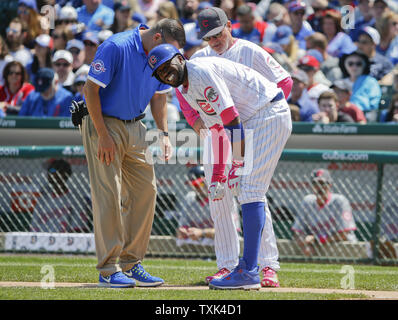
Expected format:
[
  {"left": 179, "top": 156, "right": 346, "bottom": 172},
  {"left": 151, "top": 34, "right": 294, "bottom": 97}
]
[{"left": 203, "top": 99, "right": 292, "bottom": 271}]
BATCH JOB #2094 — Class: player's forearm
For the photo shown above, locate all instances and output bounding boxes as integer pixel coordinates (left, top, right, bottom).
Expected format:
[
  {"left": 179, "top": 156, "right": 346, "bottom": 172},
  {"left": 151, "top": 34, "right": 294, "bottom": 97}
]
[
  {"left": 176, "top": 88, "right": 200, "bottom": 127},
  {"left": 150, "top": 93, "right": 168, "bottom": 132},
  {"left": 83, "top": 80, "right": 109, "bottom": 138}
]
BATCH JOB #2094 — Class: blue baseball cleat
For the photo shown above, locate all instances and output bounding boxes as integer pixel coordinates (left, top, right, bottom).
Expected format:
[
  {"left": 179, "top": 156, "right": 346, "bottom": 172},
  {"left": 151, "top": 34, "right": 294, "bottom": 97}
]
[
  {"left": 209, "top": 259, "right": 261, "bottom": 290},
  {"left": 98, "top": 271, "right": 136, "bottom": 288},
  {"left": 124, "top": 263, "right": 164, "bottom": 287}
]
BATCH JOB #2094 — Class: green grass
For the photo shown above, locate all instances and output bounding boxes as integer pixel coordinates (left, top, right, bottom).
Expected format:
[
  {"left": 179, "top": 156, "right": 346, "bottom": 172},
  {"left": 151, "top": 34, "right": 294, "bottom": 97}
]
[{"left": 0, "top": 254, "right": 397, "bottom": 300}]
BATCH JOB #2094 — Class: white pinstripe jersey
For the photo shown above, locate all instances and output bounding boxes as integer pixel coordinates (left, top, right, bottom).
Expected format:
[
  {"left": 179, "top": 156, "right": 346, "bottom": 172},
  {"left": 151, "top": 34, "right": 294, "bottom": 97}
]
[
  {"left": 179, "top": 57, "right": 281, "bottom": 128},
  {"left": 191, "top": 38, "right": 289, "bottom": 84}
]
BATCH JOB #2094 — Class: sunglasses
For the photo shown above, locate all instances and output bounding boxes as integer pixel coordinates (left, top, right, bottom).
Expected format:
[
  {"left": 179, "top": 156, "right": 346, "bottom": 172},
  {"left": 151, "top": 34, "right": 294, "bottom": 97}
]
[
  {"left": 18, "top": 8, "right": 29, "bottom": 15},
  {"left": 69, "top": 48, "right": 81, "bottom": 55},
  {"left": 9, "top": 71, "right": 22, "bottom": 76},
  {"left": 293, "top": 10, "right": 305, "bottom": 16},
  {"left": 347, "top": 61, "right": 363, "bottom": 67},
  {"left": 6, "top": 27, "right": 19, "bottom": 34},
  {"left": 203, "top": 29, "right": 224, "bottom": 42},
  {"left": 54, "top": 62, "right": 70, "bottom": 67}
]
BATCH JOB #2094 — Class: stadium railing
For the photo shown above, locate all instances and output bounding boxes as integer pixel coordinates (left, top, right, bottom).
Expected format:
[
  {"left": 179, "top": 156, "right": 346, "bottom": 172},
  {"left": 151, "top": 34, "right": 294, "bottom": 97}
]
[{"left": 0, "top": 145, "right": 397, "bottom": 265}]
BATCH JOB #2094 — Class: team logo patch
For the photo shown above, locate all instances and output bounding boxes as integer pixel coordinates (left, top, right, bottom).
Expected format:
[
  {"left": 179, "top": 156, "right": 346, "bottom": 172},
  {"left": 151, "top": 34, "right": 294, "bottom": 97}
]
[
  {"left": 149, "top": 55, "right": 157, "bottom": 68},
  {"left": 196, "top": 99, "right": 216, "bottom": 115},
  {"left": 204, "top": 86, "right": 219, "bottom": 103},
  {"left": 342, "top": 211, "right": 352, "bottom": 222},
  {"left": 91, "top": 59, "right": 106, "bottom": 74}
]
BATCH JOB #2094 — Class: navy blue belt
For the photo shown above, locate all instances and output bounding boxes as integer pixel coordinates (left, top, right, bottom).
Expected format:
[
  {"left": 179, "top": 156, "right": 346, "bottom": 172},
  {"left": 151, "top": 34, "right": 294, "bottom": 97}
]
[{"left": 270, "top": 91, "right": 284, "bottom": 103}]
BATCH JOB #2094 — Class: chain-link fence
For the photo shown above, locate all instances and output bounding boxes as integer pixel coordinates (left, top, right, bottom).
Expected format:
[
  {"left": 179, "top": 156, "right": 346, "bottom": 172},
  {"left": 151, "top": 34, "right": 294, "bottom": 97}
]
[{"left": 0, "top": 146, "right": 397, "bottom": 265}]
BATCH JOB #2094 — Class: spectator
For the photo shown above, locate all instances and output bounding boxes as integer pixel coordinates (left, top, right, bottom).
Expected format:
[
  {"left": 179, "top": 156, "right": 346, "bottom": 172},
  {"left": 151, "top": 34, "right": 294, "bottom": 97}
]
[
  {"left": 292, "top": 168, "right": 358, "bottom": 257},
  {"left": 307, "top": 0, "right": 329, "bottom": 32},
  {"left": 56, "top": 5, "right": 86, "bottom": 40},
  {"left": 77, "top": 0, "right": 115, "bottom": 32},
  {"left": 156, "top": 1, "right": 179, "bottom": 21},
  {"left": 380, "top": 93, "right": 398, "bottom": 123},
  {"left": 53, "top": 50, "right": 75, "bottom": 93},
  {"left": 180, "top": 0, "right": 200, "bottom": 24},
  {"left": 375, "top": 11, "right": 398, "bottom": 65},
  {"left": 231, "top": 4, "right": 268, "bottom": 45},
  {"left": 259, "top": 2, "right": 288, "bottom": 44},
  {"left": 19, "top": 68, "right": 73, "bottom": 117},
  {"left": 297, "top": 54, "right": 330, "bottom": 106},
  {"left": 17, "top": 0, "right": 42, "bottom": 49},
  {"left": 52, "top": 26, "right": 70, "bottom": 52},
  {"left": 137, "top": 0, "right": 166, "bottom": 26},
  {"left": 339, "top": 50, "right": 382, "bottom": 120},
  {"left": 287, "top": 69, "right": 319, "bottom": 122},
  {"left": 272, "top": 25, "right": 299, "bottom": 64},
  {"left": 66, "top": 39, "right": 86, "bottom": 73},
  {"left": 356, "top": 26, "right": 394, "bottom": 81},
  {"left": 332, "top": 79, "right": 367, "bottom": 124},
  {"left": 0, "top": 36, "right": 14, "bottom": 87},
  {"left": 73, "top": 72, "right": 87, "bottom": 101},
  {"left": 288, "top": 0, "right": 314, "bottom": 50},
  {"left": 0, "top": 61, "right": 34, "bottom": 115},
  {"left": 26, "top": 34, "right": 53, "bottom": 84},
  {"left": 312, "top": 90, "right": 355, "bottom": 123},
  {"left": 373, "top": 0, "right": 392, "bottom": 23},
  {"left": 110, "top": 1, "right": 134, "bottom": 34},
  {"left": 305, "top": 32, "right": 343, "bottom": 84},
  {"left": 82, "top": 31, "right": 99, "bottom": 65},
  {"left": 30, "top": 159, "right": 92, "bottom": 233},
  {"left": 5, "top": 18, "right": 33, "bottom": 67},
  {"left": 176, "top": 165, "right": 241, "bottom": 246},
  {"left": 57, "top": 6, "right": 79, "bottom": 26},
  {"left": 213, "top": 0, "right": 245, "bottom": 24},
  {"left": 349, "top": 0, "right": 376, "bottom": 42},
  {"left": 321, "top": 9, "right": 357, "bottom": 58}
]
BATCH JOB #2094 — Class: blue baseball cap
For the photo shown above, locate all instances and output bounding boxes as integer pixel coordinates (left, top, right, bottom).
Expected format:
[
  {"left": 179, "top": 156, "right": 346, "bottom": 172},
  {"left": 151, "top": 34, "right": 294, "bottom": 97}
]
[
  {"left": 148, "top": 44, "right": 183, "bottom": 76},
  {"left": 288, "top": 0, "right": 306, "bottom": 12},
  {"left": 272, "top": 25, "right": 293, "bottom": 45},
  {"left": 197, "top": 2, "right": 212, "bottom": 11},
  {"left": 34, "top": 68, "right": 55, "bottom": 93},
  {"left": 18, "top": 0, "right": 38, "bottom": 11}
]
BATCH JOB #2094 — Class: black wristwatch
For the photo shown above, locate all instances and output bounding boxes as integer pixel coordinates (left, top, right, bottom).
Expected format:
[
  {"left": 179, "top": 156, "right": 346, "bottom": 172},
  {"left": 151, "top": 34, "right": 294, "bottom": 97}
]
[{"left": 159, "top": 131, "right": 169, "bottom": 137}]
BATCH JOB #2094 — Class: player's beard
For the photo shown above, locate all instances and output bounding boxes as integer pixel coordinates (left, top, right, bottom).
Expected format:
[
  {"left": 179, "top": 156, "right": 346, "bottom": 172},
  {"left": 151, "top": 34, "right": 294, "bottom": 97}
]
[{"left": 170, "top": 64, "right": 186, "bottom": 88}]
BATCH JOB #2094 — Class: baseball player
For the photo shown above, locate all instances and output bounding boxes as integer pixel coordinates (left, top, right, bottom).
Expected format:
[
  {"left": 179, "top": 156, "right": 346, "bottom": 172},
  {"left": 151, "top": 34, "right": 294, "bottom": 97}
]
[
  {"left": 292, "top": 169, "right": 357, "bottom": 257},
  {"left": 148, "top": 44, "right": 292, "bottom": 289},
  {"left": 176, "top": 7, "right": 292, "bottom": 287}
]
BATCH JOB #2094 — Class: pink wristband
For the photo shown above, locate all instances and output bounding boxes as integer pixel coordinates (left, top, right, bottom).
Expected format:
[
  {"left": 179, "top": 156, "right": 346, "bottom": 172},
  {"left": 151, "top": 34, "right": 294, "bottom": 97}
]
[{"left": 209, "top": 124, "right": 229, "bottom": 182}]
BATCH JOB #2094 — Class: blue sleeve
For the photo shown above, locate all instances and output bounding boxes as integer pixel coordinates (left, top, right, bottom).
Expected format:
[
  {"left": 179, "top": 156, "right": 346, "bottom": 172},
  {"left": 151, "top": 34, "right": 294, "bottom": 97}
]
[
  {"left": 19, "top": 94, "right": 31, "bottom": 116},
  {"left": 59, "top": 92, "right": 74, "bottom": 117},
  {"left": 87, "top": 41, "right": 119, "bottom": 88},
  {"left": 368, "top": 78, "right": 382, "bottom": 111},
  {"left": 102, "top": 8, "right": 114, "bottom": 26}
]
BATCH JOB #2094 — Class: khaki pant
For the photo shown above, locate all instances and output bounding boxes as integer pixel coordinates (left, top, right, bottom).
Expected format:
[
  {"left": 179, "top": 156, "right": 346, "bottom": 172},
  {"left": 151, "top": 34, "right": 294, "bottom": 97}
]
[{"left": 82, "top": 116, "right": 157, "bottom": 276}]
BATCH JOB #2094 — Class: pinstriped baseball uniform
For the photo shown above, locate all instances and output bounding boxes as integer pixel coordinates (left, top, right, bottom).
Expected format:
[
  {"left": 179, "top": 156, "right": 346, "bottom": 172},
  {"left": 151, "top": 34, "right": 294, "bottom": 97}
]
[
  {"left": 179, "top": 56, "right": 291, "bottom": 271},
  {"left": 189, "top": 39, "right": 290, "bottom": 271}
]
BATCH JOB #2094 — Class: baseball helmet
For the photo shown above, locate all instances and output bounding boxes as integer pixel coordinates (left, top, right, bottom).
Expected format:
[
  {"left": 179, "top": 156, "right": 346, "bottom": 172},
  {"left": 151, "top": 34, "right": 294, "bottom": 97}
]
[
  {"left": 148, "top": 44, "right": 183, "bottom": 76},
  {"left": 188, "top": 165, "right": 205, "bottom": 180}
]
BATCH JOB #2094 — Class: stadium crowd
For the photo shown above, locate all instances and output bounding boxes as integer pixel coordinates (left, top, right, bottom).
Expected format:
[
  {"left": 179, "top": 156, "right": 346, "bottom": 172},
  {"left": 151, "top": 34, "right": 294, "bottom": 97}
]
[{"left": 0, "top": 0, "right": 398, "bottom": 123}]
